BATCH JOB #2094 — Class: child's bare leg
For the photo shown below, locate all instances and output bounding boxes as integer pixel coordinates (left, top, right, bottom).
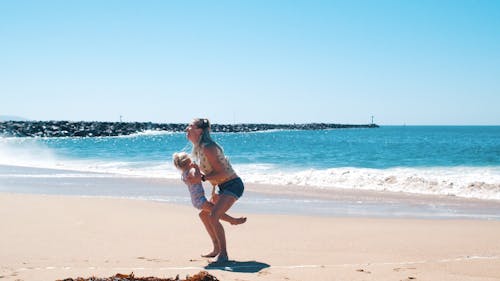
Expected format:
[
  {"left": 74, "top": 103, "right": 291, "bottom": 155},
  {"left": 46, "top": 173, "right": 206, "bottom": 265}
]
[
  {"left": 223, "top": 214, "right": 247, "bottom": 225},
  {"left": 203, "top": 202, "right": 246, "bottom": 225}
]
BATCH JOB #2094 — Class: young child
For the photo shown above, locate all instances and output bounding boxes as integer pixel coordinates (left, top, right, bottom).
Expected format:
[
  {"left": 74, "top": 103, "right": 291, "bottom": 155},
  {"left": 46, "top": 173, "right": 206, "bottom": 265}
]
[{"left": 173, "top": 152, "right": 246, "bottom": 225}]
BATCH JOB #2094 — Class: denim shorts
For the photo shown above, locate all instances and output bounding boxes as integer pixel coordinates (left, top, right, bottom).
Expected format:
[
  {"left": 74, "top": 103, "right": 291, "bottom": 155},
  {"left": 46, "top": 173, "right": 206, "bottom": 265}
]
[{"left": 216, "top": 177, "right": 244, "bottom": 199}]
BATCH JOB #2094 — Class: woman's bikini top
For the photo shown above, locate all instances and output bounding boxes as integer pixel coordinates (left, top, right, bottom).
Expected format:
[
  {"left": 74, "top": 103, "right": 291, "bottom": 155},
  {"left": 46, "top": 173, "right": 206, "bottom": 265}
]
[{"left": 197, "top": 146, "right": 236, "bottom": 186}]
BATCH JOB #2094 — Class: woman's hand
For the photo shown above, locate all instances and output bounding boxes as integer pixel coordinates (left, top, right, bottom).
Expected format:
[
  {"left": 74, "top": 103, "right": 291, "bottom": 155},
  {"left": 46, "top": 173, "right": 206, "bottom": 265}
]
[
  {"left": 186, "top": 164, "right": 203, "bottom": 184},
  {"left": 192, "top": 164, "right": 202, "bottom": 178}
]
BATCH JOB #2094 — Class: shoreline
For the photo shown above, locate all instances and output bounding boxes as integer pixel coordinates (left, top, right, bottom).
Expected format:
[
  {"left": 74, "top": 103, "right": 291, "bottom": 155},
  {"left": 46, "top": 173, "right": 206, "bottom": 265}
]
[
  {"left": 1, "top": 193, "right": 500, "bottom": 281},
  {"left": 1, "top": 164, "right": 500, "bottom": 220}
]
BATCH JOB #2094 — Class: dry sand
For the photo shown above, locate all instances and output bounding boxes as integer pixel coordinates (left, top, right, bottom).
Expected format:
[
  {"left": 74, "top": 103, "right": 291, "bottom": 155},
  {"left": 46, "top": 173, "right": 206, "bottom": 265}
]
[{"left": 1, "top": 193, "right": 500, "bottom": 281}]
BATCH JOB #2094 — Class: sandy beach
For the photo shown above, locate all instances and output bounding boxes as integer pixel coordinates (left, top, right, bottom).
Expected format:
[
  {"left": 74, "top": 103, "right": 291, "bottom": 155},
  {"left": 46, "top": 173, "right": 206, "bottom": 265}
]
[
  {"left": 3, "top": 0, "right": 500, "bottom": 279},
  {"left": 1, "top": 192, "right": 500, "bottom": 281}
]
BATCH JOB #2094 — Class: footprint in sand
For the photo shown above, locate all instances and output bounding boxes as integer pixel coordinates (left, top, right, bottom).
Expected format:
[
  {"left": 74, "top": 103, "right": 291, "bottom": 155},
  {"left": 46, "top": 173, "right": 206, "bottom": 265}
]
[
  {"left": 399, "top": 277, "right": 417, "bottom": 280},
  {"left": 393, "top": 267, "right": 417, "bottom": 272},
  {"left": 136, "top": 256, "right": 168, "bottom": 263}
]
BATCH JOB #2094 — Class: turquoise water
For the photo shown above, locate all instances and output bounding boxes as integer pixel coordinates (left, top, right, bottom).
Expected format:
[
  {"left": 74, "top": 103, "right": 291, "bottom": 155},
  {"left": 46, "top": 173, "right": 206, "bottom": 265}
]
[
  {"left": 220, "top": 126, "right": 500, "bottom": 168},
  {"left": 12, "top": 126, "right": 500, "bottom": 167},
  {"left": 1, "top": 126, "right": 500, "bottom": 200}
]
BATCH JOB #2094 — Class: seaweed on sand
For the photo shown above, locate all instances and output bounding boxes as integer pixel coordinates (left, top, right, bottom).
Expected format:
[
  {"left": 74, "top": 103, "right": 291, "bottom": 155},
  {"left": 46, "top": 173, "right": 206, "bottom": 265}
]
[{"left": 57, "top": 271, "right": 219, "bottom": 281}]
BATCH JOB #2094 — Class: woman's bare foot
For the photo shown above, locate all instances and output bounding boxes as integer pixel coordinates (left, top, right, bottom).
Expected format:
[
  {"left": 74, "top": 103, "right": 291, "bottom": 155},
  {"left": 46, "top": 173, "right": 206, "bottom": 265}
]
[
  {"left": 201, "top": 251, "right": 219, "bottom": 258},
  {"left": 230, "top": 217, "right": 247, "bottom": 225},
  {"left": 213, "top": 253, "right": 229, "bottom": 263}
]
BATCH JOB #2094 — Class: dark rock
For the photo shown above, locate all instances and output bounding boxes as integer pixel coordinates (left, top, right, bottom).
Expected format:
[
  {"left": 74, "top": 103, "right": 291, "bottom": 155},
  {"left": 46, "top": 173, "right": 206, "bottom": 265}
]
[{"left": 0, "top": 120, "right": 379, "bottom": 138}]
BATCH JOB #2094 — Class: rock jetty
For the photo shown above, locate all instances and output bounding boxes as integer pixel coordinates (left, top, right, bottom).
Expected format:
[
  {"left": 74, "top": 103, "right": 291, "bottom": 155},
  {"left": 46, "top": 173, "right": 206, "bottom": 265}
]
[{"left": 0, "top": 121, "right": 379, "bottom": 137}]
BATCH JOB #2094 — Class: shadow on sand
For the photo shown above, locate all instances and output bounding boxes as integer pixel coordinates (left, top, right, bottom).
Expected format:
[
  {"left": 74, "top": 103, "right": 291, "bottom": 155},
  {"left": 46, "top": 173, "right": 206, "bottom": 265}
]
[{"left": 204, "top": 260, "right": 270, "bottom": 273}]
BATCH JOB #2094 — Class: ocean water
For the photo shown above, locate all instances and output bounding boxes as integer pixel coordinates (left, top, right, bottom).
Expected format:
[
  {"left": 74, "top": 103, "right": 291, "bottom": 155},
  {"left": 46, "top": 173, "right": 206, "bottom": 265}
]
[{"left": 1, "top": 126, "right": 500, "bottom": 201}]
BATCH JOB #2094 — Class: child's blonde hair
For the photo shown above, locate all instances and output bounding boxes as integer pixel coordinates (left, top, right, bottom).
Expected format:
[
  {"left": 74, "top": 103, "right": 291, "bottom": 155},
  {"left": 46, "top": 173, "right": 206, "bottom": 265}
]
[{"left": 172, "top": 152, "right": 191, "bottom": 170}]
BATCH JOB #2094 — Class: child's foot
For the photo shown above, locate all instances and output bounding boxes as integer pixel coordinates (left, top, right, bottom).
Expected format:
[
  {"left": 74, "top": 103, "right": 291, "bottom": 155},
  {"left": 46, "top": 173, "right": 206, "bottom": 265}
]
[
  {"left": 201, "top": 251, "right": 219, "bottom": 258},
  {"left": 230, "top": 217, "right": 247, "bottom": 225}
]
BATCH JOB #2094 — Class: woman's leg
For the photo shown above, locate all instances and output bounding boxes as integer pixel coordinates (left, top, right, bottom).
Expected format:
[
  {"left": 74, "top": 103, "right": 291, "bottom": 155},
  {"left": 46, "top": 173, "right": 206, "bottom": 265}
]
[
  {"left": 198, "top": 210, "right": 219, "bottom": 258},
  {"left": 209, "top": 194, "right": 237, "bottom": 262},
  {"left": 203, "top": 202, "right": 246, "bottom": 225}
]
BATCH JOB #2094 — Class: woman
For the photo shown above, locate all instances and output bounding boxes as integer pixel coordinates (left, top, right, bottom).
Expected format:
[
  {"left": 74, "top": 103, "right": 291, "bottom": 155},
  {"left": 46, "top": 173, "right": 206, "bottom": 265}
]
[{"left": 186, "top": 118, "right": 245, "bottom": 263}]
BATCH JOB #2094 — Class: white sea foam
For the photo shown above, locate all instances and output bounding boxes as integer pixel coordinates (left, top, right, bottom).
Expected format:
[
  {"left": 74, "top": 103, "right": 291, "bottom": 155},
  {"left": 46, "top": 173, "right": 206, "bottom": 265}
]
[
  {"left": 1, "top": 138, "right": 499, "bottom": 200},
  {"left": 0, "top": 173, "right": 120, "bottom": 178},
  {"left": 0, "top": 139, "right": 178, "bottom": 178},
  {"left": 236, "top": 164, "right": 500, "bottom": 200},
  {"left": 120, "top": 130, "right": 181, "bottom": 138}
]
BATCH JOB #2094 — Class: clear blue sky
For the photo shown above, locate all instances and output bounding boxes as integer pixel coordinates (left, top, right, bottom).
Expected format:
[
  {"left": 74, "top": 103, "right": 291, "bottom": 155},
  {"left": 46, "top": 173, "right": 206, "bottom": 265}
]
[{"left": 1, "top": 0, "right": 499, "bottom": 125}]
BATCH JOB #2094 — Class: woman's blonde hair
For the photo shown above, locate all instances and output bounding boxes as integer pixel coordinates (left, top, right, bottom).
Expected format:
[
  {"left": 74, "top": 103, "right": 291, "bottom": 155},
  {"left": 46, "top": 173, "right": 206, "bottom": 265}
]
[
  {"left": 172, "top": 152, "right": 191, "bottom": 170},
  {"left": 191, "top": 118, "right": 222, "bottom": 161}
]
